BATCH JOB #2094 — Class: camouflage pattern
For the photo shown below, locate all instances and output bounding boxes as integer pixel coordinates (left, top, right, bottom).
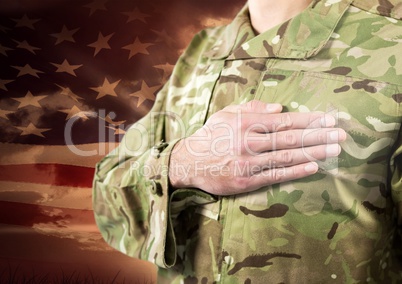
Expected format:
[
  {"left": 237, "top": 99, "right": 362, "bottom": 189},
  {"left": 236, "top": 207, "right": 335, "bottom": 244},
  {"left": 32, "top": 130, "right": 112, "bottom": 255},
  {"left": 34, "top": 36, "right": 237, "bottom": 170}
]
[{"left": 93, "top": 0, "right": 402, "bottom": 282}]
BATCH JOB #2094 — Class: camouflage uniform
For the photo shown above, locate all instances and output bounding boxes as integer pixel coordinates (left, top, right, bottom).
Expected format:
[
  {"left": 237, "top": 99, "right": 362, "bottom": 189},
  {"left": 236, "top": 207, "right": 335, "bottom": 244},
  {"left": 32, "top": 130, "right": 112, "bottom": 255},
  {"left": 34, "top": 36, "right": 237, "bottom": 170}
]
[{"left": 93, "top": 0, "right": 402, "bottom": 283}]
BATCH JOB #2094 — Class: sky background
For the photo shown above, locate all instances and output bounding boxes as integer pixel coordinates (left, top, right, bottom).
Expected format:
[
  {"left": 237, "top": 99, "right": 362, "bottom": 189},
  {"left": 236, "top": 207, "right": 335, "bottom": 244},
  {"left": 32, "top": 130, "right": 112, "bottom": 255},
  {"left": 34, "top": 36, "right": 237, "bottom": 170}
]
[{"left": 0, "top": 0, "right": 244, "bottom": 282}]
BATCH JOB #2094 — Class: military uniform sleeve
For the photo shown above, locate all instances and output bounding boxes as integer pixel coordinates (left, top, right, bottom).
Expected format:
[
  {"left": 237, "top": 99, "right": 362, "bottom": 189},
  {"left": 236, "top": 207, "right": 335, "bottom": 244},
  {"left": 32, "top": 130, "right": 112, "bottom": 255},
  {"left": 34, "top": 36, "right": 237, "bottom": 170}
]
[
  {"left": 391, "top": 127, "right": 402, "bottom": 226},
  {"left": 93, "top": 82, "right": 181, "bottom": 268},
  {"left": 92, "top": 24, "right": 225, "bottom": 269}
]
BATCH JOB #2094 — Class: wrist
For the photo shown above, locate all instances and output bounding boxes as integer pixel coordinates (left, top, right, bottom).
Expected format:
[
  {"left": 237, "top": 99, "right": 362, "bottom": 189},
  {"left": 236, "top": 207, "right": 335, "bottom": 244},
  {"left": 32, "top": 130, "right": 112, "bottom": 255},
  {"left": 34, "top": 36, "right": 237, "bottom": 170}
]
[{"left": 168, "top": 138, "right": 193, "bottom": 189}]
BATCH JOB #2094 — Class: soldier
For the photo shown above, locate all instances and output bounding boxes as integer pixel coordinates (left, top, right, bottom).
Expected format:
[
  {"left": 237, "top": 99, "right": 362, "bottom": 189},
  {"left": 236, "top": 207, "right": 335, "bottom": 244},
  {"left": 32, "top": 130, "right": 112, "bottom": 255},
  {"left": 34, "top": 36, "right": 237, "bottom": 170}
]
[{"left": 93, "top": 0, "right": 402, "bottom": 283}]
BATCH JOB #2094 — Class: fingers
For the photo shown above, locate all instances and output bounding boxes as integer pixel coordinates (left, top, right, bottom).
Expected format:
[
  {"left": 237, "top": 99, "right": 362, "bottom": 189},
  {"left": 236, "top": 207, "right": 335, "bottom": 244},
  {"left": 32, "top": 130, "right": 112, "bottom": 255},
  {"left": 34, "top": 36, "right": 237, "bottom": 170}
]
[
  {"left": 247, "top": 128, "right": 347, "bottom": 153},
  {"left": 251, "top": 143, "right": 341, "bottom": 170},
  {"left": 251, "top": 112, "right": 336, "bottom": 132},
  {"left": 224, "top": 142, "right": 342, "bottom": 194},
  {"left": 223, "top": 100, "right": 283, "bottom": 114},
  {"left": 219, "top": 161, "right": 320, "bottom": 195},
  {"left": 222, "top": 100, "right": 337, "bottom": 131},
  {"left": 241, "top": 162, "right": 319, "bottom": 194}
]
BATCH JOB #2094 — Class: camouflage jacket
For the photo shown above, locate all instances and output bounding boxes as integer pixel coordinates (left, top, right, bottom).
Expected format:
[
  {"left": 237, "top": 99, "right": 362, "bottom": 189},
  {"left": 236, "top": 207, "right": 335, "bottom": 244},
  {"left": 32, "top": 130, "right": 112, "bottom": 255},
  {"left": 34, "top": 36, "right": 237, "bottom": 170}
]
[{"left": 93, "top": 0, "right": 402, "bottom": 283}]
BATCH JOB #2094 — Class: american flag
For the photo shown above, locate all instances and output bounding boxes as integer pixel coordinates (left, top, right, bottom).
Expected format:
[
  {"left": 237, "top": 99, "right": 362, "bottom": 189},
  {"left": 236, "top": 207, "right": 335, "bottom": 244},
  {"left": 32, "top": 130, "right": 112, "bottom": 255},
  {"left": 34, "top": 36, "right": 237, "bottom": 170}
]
[{"left": 0, "top": 0, "right": 242, "bottom": 282}]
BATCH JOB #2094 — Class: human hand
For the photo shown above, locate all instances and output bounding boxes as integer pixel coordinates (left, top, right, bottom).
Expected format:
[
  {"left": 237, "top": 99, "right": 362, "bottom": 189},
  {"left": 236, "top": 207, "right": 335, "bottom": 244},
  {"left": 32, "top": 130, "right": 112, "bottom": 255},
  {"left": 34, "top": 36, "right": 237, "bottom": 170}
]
[{"left": 169, "top": 100, "right": 346, "bottom": 196}]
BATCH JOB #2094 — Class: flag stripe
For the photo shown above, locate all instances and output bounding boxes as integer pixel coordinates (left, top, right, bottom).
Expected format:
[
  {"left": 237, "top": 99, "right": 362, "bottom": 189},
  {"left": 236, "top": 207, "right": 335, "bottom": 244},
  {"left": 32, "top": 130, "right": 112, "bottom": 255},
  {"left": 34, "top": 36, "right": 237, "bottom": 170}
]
[
  {"left": 0, "top": 164, "right": 95, "bottom": 188},
  {"left": 0, "top": 1, "right": 243, "bottom": 282},
  {"left": 0, "top": 143, "right": 117, "bottom": 167},
  {"left": 0, "top": 200, "right": 95, "bottom": 227},
  {"left": 0, "top": 181, "right": 92, "bottom": 210},
  {"left": 0, "top": 224, "right": 157, "bottom": 283}
]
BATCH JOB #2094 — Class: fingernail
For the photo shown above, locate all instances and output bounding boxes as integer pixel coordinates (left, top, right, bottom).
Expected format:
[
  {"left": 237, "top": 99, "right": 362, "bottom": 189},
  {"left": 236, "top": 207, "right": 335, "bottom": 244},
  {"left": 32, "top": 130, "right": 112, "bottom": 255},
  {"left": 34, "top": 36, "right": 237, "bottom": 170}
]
[
  {"left": 330, "top": 130, "right": 347, "bottom": 142},
  {"left": 321, "top": 115, "right": 335, "bottom": 127},
  {"left": 305, "top": 163, "right": 318, "bottom": 173},
  {"left": 266, "top": 103, "right": 282, "bottom": 113},
  {"left": 329, "top": 130, "right": 339, "bottom": 141},
  {"left": 326, "top": 144, "right": 340, "bottom": 156}
]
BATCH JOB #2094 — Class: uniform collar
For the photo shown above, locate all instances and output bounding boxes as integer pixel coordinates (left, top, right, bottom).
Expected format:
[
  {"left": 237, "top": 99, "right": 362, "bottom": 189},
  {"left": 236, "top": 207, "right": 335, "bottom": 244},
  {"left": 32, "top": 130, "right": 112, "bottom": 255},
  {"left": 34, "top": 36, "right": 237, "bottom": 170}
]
[
  {"left": 352, "top": 0, "right": 402, "bottom": 20},
  {"left": 208, "top": 0, "right": 354, "bottom": 60},
  {"left": 204, "top": 5, "right": 255, "bottom": 60}
]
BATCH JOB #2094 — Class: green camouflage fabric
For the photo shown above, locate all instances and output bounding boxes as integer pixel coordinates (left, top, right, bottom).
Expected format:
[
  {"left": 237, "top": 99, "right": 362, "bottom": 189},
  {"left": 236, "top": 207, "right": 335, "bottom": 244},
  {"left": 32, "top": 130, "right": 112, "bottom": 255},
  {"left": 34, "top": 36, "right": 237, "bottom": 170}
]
[{"left": 93, "top": 0, "right": 402, "bottom": 283}]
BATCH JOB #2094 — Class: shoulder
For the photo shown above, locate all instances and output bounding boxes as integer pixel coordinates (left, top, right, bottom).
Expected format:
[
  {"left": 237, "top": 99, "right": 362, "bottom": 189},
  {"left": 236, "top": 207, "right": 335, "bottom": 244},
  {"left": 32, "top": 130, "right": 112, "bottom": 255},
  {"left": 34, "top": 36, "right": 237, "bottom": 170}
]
[
  {"left": 331, "top": 1, "right": 402, "bottom": 86},
  {"left": 180, "top": 25, "right": 227, "bottom": 60},
  {"left": 352, "top": 0, "right": 402, "bottom": 20}
]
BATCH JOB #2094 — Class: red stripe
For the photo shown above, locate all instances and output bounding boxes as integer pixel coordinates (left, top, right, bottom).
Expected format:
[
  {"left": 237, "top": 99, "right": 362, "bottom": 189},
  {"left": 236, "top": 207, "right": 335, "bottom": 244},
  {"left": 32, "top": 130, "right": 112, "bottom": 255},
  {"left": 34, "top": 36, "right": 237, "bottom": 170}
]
[
  {"left": 0, "top": 164, "right": 95, "bottom": 188},
  {"left": 0, "top": 200, "right": 95, "bottom": 227}
]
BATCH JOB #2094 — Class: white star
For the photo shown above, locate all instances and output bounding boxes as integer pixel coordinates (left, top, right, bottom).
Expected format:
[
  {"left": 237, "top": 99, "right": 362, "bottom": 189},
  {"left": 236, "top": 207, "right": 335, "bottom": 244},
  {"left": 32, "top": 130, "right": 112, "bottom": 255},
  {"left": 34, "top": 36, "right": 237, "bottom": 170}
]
[
  {"left": 12, "top": 14, "right": 40, "bottom": 30},
  {"left": 12, "top": 64, "right": 43, "bottom": 78},
  {"left": 151, "top": 29, "right": 175, "bottom": 47},
  {"left": 0, "top": 25, "right": 11, "bottom": 33},
  {"left": 56, "top": 84, "right": 83, "bottom": 102},
  {"left": 17, "top": 123, "right": 51, "bottom": 138},
  {"left": 59, "top": 105, "right": 91, "bottom": 120},
  {"left": 90, "top": 78, "right": 120, "bottom": 99},
  {"left": 121, "top": 8, "right": 149, "bottom": 23},
  {"left": 106, "top": 125, "right": 126, "bottom": 135},
  {"left": 0, "top": 79, "right": 13, "bottom": 91},
  {"left": 51, "top": 59, "right": 82, "bottom": 76},
  {"left": 87, "top": 32, "right": 113, "bottom": 56},
  {"left": 0, "top": 109, "right": 14, "bottom": 120},
  {"left": 13, "top": 91, "right": 47, "bottom": 108},
  {"left": 50, "top": 25, "right": 79, "bottom": 45},
  {"left": 122, "top": 37, "right": 153, "bottom": 59},
  {"left": 154, "top": 63, "right": 175, "bottom": 82},
  {"left": 103, "top": 113, "right": 126, "bottom": 127},
  {"left": 129, "top": 81, "right": 159, "bottom": 107},
  {"left": 14, "top": 40, "right": 40, "bottom": 54},
  {"left": 0, "top": 44, "right": 12, "bottom": 56},
  {"left": 84, "top": 0, "right": 108, "bottom": 16},
  {"left": 113, "top": 127, "right": 126, "bottom": 135}
]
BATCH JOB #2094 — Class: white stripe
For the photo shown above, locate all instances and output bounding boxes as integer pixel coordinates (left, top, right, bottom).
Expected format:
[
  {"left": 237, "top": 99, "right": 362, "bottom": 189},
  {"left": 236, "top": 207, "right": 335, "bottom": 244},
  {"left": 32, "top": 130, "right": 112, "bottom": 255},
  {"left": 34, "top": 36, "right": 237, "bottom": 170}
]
[
  {"left": 0, "top": 224, "right": 108, "bottom": 250},
  {"left": 0, "top": 142, "right": 118, "bottom": 167},
  {"left": 0, "top": 181, "right": 93, "bottom": 210}
]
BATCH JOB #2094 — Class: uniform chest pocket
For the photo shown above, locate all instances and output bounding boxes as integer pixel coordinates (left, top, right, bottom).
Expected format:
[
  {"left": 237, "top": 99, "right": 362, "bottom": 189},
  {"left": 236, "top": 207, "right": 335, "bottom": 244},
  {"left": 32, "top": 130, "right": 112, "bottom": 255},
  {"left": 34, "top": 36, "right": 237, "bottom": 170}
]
[{"left": 254, "top": 69, "right": 401, "bottom": 167}]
